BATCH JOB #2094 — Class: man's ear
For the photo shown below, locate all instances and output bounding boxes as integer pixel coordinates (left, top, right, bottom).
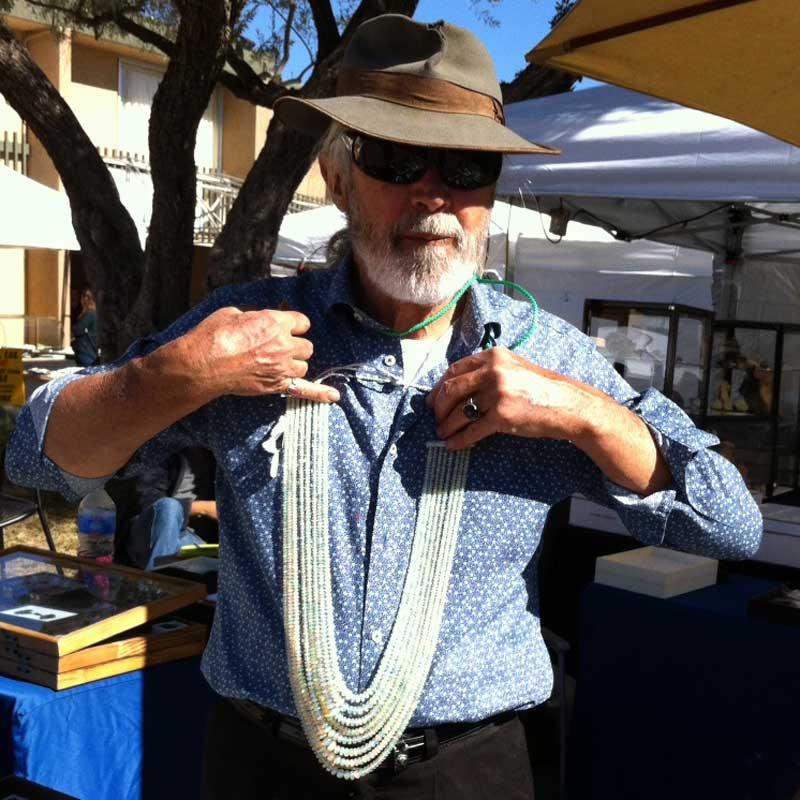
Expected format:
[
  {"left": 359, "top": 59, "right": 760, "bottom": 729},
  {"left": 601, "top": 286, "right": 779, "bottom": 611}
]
[{"left": 320, "top": 152, "right": 348, "bottom": 212}]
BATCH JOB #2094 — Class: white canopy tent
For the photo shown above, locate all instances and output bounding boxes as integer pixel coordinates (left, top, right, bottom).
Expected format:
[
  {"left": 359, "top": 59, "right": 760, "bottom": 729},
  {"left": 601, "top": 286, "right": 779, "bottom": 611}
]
[
  {"left": 498, "top": 85, "right": 800, "bottom": 321},
  {"left": 0, "top": 165, "right": 79, "bottom": 251},
  {"left": 275, "top": 198, "right": 712, "bottom": 328},
  {"left": 498, "top": 85, "right": 800, "bottom": 566}
]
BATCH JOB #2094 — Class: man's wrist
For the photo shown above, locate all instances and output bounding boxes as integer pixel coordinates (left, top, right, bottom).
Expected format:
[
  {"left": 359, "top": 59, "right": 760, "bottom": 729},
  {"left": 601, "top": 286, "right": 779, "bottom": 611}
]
[
  {"left": 569, "top": 391, "right": 609, "bottom": 453},
  {"left": 126, "top": 336, "right": 218, "bottom": 412}
]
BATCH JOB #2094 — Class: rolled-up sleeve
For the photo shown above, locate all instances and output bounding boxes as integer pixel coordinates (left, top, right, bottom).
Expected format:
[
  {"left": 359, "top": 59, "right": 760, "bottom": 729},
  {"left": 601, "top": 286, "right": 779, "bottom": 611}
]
[
  {"left": 587, "top": 387, "right": 763, "bottom": 560},
  {"left": 560, "top": 329, "right": 764, "bottom": 561},
  {"left": 6, "top": 369, "right": 117, "bottom": 501},
  {"left": 5, "top": 284, "right": 246, "bottom": 502}
]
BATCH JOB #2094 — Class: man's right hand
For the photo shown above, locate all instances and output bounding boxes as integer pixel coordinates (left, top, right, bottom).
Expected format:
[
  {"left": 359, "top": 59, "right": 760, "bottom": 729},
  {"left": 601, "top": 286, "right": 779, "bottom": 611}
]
[
  {"left": 42, "top": 304, "right": 338, "bottom": 479},
  {"left": 178, "top": 307, "right": 339, "bottom": 404}
]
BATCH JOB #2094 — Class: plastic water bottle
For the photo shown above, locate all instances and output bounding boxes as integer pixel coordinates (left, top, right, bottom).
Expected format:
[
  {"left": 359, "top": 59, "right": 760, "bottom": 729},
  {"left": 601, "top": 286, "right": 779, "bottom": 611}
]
[{"left": 77, "top": 489, "right": 116, "bottom": 564}]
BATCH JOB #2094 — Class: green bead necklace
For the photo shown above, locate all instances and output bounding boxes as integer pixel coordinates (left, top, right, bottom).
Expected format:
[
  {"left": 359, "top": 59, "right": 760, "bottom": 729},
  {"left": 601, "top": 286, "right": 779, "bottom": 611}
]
[{"left": 377, "top": 275, "right": 539, "bottom": 350}]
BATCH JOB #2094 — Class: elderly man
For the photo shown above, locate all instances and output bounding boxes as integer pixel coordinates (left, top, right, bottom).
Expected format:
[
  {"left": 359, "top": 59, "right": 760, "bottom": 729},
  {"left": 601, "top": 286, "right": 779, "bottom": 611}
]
[{"left": 8, "top": 14, "right": 761, "bottom": 800}]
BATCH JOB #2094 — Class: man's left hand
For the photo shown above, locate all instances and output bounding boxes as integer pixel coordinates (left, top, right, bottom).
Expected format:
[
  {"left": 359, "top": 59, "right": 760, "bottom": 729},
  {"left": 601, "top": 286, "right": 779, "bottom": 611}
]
[
  {"left": 426, "top": 347, "right": 600, "bottom": 450},
  {"left": 426, "top": 347, "right": 671, "bottom": 495}
]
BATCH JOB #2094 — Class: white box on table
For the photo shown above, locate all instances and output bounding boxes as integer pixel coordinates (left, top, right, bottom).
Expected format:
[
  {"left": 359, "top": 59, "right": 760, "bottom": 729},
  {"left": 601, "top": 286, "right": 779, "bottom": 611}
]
[{"left": 594, "top": 546, "right": 718, "bottom": 598}]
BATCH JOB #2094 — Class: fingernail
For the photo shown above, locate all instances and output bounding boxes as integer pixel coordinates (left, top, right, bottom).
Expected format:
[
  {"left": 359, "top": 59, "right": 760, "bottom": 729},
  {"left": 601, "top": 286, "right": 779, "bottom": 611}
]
[{"left": 327, "top": 389, "right": 340, "bottom": 402}]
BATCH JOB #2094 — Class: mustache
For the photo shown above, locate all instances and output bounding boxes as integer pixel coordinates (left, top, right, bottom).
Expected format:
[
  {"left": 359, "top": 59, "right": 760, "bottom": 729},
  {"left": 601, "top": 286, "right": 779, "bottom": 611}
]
[{"left": 392, "top": 213, "right": 465, "bottom": 245}]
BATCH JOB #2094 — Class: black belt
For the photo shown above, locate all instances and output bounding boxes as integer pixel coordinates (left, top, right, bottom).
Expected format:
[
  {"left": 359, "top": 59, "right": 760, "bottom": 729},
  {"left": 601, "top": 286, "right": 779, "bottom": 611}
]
[{"left": 227, "top": 697, "right": 516, "bottom": 774}]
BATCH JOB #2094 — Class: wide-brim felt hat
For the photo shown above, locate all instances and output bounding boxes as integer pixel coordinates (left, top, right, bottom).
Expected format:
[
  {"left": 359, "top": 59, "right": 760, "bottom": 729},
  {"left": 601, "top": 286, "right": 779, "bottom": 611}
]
[{"left": 274, "top": 15, "right": 559, "bottom": 155}]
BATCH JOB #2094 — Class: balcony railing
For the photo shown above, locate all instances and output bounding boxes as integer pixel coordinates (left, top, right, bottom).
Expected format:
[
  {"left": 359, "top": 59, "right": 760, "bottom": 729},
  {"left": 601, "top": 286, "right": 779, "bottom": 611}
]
[
  {"left": 288, "top": 193, "right": 326, "bottom": 215},
  {"left": 195, "top": 168, "right": 244, "bottom": 245},
  {"left": 99, "top": 148, "right": 324, "bottom": 245},
  {"left": 1, "top": 130, "right": 29, "bottom": 173}
]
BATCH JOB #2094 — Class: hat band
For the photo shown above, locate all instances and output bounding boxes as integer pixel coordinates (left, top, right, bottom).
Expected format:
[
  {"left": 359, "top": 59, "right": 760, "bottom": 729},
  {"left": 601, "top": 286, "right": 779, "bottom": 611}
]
[{"left": 336, "top": 69, "right": 505, "bottom": 124}]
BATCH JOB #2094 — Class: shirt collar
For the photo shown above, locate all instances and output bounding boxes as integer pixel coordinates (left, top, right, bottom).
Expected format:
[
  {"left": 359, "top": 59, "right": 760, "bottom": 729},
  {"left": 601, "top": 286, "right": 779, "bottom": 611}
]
[{"left": 323, "top": 252, "right": 359, "bottom": 317}]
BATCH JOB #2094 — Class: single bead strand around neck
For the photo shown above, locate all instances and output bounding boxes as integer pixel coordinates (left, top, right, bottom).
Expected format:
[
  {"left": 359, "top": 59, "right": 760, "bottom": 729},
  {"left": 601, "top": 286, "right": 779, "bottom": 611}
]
[{"left": 374, "top": 275, "right": 539, "bottom": 348}]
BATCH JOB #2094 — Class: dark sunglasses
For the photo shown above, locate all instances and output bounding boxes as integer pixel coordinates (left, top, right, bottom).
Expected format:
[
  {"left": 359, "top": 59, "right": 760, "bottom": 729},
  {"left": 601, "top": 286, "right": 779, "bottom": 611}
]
[{"left": 348, "top": 133, "right": 502, "bottom": 191}]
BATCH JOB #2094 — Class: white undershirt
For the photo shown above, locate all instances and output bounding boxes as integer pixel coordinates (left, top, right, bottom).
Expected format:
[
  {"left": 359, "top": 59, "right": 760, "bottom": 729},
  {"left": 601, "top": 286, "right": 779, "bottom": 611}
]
[{"left": 399, "top": 326, "right": 453, "bottom": 386}]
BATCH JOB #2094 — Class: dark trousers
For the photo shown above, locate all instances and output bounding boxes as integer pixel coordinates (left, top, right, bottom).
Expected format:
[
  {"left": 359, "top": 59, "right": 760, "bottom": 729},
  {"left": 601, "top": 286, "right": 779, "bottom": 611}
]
[{"left": 202, "top": 697, "right": 536, "bottom": 800}]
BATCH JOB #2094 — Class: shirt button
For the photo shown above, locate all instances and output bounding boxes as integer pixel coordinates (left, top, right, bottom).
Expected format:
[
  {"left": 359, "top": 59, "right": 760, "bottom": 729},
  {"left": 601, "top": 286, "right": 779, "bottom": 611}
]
[
  {"left": 389, "top": 444, "right": 398, "bottom": 457},
  {"left": 370, "top": 630, "right": 384, "bottom": 646},
  {"left": 383, "top": 354, "right": 397, "bottom": 367}
]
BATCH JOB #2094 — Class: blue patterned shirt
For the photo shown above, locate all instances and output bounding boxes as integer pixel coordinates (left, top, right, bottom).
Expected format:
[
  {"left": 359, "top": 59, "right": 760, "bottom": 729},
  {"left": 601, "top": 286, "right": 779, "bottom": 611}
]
[{"left": 6, "top": 257, "right": 762, "bottom": 724}]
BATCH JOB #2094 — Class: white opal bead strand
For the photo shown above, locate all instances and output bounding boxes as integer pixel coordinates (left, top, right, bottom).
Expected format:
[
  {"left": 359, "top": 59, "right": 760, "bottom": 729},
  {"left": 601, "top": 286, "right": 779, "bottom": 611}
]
[{"left": 282, "top": 398, "right": 470, "bottom": 779}]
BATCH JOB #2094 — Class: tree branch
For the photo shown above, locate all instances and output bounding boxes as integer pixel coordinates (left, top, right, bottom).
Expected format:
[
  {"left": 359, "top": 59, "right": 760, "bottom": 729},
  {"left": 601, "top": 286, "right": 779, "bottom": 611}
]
[
  {"left": 269, "top": 0, "right": 296, "bottom": 79},
  {"left": 25, "top": 0, "right": 178, "bottom": 57},
  {"left": 342, "top": 0, "right": 418, "bottom": 39},
  {"left": 107, "top": 13, "right": 176, "bottom": 57},
  {"left": 258, "top": 1, "right": 316, "bottom": 77},
  {"left": 223, "top": 47, "right": 291, "bottom": 105},
  {"left": 308, "top": 0, "right": 340, "bottom": 61}
]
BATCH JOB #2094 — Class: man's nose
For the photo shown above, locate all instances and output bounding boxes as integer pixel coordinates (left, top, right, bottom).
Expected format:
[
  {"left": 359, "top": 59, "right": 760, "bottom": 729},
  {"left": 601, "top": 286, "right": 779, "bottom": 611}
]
[{"left": 409, "top": 166, "right": 450, "bottom": 212}]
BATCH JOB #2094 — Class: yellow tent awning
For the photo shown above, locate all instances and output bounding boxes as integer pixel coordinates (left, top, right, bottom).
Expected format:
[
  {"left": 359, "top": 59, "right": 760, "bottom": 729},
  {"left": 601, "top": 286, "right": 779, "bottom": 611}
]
[{"left": 526, "top": 0, "right": 800, "bottom": 147}]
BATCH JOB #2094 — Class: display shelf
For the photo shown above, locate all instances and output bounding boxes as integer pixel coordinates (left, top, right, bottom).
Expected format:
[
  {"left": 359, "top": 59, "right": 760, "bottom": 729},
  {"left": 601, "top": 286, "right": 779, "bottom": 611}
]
[
  {"left": 583, "top": 300, "right": 713, "bottom": 418},
  {"left": 703, "top": 321, "right": 800, "bottom": 499}
]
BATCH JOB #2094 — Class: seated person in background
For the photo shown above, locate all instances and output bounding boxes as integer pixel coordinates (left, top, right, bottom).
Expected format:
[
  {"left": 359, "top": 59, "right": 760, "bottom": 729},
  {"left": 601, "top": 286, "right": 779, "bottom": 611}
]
[
  {"left": 71, "top": 289, "right": 98, "bottom": 367},
  {"left": 124, "top": 447, "right": 217, "bottom": 570}
]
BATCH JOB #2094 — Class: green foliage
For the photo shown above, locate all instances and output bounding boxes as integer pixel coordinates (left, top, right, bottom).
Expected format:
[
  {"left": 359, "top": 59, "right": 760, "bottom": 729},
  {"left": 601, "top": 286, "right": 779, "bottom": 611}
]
[
  {"left": 468, "top": 0, "right": 502, "bottom": 29},
  {"left": 24, "top": 0, "right": 176, "bottom": 43},
  {"left": 549, "top": 0, "right": 575, "bottom": 29}
]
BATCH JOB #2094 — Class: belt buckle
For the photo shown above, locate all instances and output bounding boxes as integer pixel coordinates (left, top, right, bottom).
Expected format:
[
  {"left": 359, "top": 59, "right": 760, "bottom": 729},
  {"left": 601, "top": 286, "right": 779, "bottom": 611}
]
[{"left": 392, "top": 740, "right": 410, "bottom": 774}]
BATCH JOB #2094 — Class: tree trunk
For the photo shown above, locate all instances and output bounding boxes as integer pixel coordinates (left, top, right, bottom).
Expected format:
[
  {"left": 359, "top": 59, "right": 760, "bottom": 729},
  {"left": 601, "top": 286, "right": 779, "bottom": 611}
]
[
  {"left": 206, "top": 119, "right": 320, "bottom": 289},
  {"left": 126, "top": 0, "right": 242, "bottom": 343},
  {"left": 0, "top": 18, "right": 144, "bottom": 358}
]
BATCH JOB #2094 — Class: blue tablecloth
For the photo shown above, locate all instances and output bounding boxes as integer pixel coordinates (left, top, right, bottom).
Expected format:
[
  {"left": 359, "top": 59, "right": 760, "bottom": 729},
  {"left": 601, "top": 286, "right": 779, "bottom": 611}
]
[
  {"left": 572, "top": 576, "right": 800, "bottom": 800},
  {"left": 0, "top": 658, "right": 214, "bottom": 800}
]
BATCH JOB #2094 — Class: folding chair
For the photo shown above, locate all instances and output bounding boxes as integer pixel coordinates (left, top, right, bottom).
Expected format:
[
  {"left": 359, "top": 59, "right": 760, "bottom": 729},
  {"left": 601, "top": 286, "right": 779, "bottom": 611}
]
[{"left": 0, "top": 489, "right": 57, "bottom": 551}]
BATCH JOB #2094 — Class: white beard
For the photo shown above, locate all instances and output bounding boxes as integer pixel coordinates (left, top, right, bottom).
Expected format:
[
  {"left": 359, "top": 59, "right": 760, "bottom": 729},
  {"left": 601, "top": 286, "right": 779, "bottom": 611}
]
[{"left": 346, "top": 199, "right": 490, "bottom": 306}]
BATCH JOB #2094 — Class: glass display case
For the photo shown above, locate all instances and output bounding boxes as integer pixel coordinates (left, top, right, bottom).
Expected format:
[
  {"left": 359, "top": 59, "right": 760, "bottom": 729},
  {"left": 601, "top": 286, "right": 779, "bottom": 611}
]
[
  {"left": 703, "top": 321, "right": 800, "bottom": 501},
  {"left": 583, "top": 301, "right": 713, "bottom": 419}
]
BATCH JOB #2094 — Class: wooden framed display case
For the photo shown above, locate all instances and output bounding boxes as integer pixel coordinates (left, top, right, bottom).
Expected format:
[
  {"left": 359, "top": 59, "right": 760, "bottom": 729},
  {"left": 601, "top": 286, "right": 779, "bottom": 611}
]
[
  {"left": 583, "top": 300, "right": 713, "bottom": 420},
  {"left": 0, "top": 546, "right": 207, "bottom": 689},
  {"left": 703, "top": 321, "right": 800, "bottom": 501}
]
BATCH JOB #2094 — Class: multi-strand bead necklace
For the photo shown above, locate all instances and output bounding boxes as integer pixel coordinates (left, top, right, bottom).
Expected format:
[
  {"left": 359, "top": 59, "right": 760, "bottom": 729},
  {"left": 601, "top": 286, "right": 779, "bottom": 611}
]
[
  {"left": 282, "top": 396, "right": 471, "bottom": 779},
  {"left": 279, "top": 274, "right": 539, "bottom": 778}
]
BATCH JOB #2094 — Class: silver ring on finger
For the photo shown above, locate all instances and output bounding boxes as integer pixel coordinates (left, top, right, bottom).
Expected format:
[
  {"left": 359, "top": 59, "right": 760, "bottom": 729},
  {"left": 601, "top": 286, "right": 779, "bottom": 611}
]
[
  {"left": 286, "top": 377, "right": 298, "bottom": 394},
  {"left": 462, "top": 397, "right": 482, "bottom": 422}
]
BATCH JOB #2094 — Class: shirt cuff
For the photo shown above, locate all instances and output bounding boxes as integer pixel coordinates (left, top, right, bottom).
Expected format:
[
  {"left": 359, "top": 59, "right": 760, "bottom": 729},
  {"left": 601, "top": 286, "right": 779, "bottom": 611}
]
[
  {"left": 602, "top": 476, "right": 676, "bottom": 546},
  {"left": 601, "top": 388, "right": 720, "bottom": 545},
  {"left": 27, "top": 368, "right": 113, "bottom": 500}
]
